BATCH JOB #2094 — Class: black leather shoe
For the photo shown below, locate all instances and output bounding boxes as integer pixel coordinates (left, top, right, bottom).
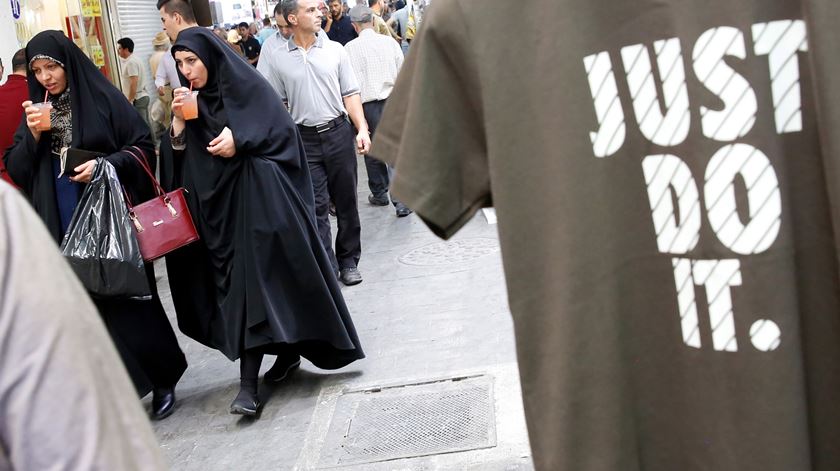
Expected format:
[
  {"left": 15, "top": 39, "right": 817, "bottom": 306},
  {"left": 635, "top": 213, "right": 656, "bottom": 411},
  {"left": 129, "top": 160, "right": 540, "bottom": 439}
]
[
  {"left": 264, "top": 355, "right": 301, "bottom": 384},
  {"left": 230, "top": 389, "right": 261, "bottom": 416},
  {"left": 151, "top": 387, "right": 176, "bottom": 420},
  {"left": 339, "top": 267, "right": 363, "bottom": 286},
  {"left": 395, "top": 204, "right": 413, "bottom": 218},
  {"left": 368, "top": 194, "right": 389, "bottom": 206}
]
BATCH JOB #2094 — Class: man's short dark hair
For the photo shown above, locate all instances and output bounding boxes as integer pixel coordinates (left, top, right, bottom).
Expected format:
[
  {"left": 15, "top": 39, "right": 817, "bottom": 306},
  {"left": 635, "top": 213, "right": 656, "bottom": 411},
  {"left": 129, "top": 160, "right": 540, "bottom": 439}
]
[
  {"left": 262, "top": 17, "right": 271, "bottom": 25},
  {"left": 273, "top": 3, "right": 283, "bottom": 16},
  {"left": 368, "top": 0, "right": 380, "bottom": 7},
  {"left": 117, "top": 37, "right": 134, "bottom": 53},
  {"left": 11, "top": 49, "right": 26, "bottom": 72},
  {"left": 238, "top": 21, "right": 249, "bottom": 29},
  {"left": 280, "top": 0, "right": 299, "bottom": 23},
  {"left": 156, "top": 0, "right": 197, "bottom": 23}
]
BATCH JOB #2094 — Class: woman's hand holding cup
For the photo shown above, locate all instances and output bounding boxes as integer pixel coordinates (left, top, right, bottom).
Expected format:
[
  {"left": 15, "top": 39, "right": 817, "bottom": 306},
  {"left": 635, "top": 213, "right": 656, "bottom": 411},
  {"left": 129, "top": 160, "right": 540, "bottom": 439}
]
[
  {"left": 22, "top": 101, "right": 43, "bottom": 142},
  {"left": 171, "top": 87, "right": 189, "bottom": 122}
]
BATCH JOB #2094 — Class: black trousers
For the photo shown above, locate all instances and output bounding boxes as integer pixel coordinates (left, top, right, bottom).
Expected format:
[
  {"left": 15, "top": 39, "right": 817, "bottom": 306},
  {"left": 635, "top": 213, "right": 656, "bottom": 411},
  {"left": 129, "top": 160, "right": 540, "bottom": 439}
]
[
  {"left": 299, "top": 119, "right": 361, "bottom": 271},
  {"left": 363, "top": 100, "right": 401, "bottom": 206}
]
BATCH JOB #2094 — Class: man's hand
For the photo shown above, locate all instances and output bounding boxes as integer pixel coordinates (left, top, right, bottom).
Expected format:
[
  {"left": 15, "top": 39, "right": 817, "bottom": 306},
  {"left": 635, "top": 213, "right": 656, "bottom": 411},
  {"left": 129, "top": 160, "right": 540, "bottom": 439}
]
[
  {"left": 356, "top": 130, "right": 371, "bottom": 155},
  {"left": 158, "top": 86, "right": 165, "bottom": 97},
  {"left": 207, "top": 127, "right": 236, "bottom": 158},
  {"left": 70, "top": 160, "right": 97, "bottom": 183}
]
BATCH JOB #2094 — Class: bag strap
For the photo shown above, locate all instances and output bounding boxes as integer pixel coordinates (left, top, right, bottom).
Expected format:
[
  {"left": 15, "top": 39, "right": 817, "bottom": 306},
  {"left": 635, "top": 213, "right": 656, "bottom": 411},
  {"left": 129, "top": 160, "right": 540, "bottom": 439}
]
[{"left": 123, "top": 146, "right": 166, "bottom": 199}]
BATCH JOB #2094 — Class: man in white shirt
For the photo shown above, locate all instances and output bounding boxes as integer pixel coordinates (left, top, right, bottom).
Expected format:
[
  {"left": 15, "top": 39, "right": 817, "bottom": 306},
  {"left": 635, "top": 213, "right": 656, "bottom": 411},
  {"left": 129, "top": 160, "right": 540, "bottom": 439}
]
[
  {"left": 345, "top": 5, "right": 410, "bottom": 216},
  {"left": 117, "top": 37, "right": 152, "bottom": 134},
  {"left": 156, "top": 0, "right": 201, "bottom": 127}
]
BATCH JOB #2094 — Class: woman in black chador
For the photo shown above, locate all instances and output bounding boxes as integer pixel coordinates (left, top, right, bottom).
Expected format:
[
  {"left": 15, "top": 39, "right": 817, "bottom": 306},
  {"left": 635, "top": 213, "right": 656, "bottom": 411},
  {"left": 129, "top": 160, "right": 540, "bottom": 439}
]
[
  {"left": 4, "top": 31, "right": 187, "bottom": 420},
  {"left": 161, "top": 27, "right": 364, "bottom": 416}
]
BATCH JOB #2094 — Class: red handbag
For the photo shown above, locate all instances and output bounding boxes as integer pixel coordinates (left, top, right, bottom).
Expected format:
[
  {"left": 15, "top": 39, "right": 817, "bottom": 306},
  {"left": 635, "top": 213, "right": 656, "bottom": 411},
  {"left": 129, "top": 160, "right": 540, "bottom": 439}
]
[{"left": 123, "top": 146, "right": 199, "bottom": 261}]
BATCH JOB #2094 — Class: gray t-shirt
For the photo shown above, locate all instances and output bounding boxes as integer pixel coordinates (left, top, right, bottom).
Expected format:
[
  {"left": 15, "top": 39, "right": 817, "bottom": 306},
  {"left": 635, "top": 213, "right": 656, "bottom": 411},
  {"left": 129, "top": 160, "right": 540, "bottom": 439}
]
[
  {"left": 257, "top": 32, "right": 360, "bottom": 126},
  {"left": 0, "top": 182, "right": 167, "bottom": 470},
  {"left": 373, "top": 0, "right": 840, "bottom": 470},
  {"left": 120, "top": 54, "right": 149, "bottom": 101}
]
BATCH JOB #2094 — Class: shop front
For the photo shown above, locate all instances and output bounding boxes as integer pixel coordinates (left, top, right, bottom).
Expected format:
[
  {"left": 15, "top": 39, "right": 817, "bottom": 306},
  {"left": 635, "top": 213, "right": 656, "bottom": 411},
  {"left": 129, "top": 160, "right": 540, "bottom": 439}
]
[{"left": 8, "top": 0, "right": 120, "bottom": 84}]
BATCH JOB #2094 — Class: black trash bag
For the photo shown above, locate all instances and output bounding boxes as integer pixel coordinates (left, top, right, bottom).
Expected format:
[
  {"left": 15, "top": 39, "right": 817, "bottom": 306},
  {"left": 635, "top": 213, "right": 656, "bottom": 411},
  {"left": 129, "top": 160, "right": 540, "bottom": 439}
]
[{"left": 60, "top": 158, "right": 151, "bottom": 299}]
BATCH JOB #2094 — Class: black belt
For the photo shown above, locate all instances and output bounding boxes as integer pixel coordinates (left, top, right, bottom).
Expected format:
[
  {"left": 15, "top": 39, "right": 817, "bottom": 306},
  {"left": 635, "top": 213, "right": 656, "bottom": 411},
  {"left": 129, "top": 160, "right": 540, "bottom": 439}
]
[{"left": 298, "top": 115, "right": 347, "bottom": 134}]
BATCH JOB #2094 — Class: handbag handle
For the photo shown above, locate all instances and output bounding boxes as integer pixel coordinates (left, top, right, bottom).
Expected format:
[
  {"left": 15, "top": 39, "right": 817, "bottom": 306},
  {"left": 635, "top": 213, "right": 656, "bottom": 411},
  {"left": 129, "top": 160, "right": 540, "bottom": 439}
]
[
  {"left": 121, "top": 147, "right": 180, "bottom": 228},
  {"left": 123, "top": 146, "right": 166, "bottom": 200}
]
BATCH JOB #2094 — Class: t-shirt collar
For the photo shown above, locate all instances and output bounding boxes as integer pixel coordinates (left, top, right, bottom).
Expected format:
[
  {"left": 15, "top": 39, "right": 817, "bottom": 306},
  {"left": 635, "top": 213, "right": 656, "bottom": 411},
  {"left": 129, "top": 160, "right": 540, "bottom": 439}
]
[{"left": 287, "top": 32, "right": 324, "bottom": 51}]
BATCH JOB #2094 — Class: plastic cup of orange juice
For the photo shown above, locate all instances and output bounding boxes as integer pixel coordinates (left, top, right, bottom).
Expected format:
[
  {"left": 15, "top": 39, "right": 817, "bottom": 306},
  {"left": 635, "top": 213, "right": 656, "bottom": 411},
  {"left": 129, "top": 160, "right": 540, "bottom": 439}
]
[
  {"left": 32, "top": 102, "right": 52, "bottom": 131},
  {"left": 181, "top": 91, "right": 199, "bottom": 120}
]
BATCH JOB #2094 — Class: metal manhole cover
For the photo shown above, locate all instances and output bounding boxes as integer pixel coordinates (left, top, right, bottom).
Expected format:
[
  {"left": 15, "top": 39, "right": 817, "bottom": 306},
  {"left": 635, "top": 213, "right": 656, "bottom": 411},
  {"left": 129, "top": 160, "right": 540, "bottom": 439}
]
[
  {"left": 317, "top": 375, "right": 497, "bottom": 467},
  {"left": 398, "top": 238, "right": 500, "bottom": 266}
]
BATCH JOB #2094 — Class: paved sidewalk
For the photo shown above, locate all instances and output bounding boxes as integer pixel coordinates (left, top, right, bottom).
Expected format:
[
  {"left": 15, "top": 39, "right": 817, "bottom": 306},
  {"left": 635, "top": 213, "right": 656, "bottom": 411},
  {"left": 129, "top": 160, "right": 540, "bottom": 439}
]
[{"left": 149, "top": 165, "right": 533, "bottom": 470}]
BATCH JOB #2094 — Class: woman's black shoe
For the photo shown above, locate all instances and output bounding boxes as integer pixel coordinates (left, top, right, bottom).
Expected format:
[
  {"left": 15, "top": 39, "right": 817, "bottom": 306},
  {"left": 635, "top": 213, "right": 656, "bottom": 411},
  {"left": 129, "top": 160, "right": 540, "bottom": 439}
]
[
  {"left": 230, "top": 389, "right": 261, "bottom": 416},
  {"left": 151, "top": 387, "right": 176, "bottom": 420},
  {"left": 264, "top": 354, "right": 301, "bottom": 384}
]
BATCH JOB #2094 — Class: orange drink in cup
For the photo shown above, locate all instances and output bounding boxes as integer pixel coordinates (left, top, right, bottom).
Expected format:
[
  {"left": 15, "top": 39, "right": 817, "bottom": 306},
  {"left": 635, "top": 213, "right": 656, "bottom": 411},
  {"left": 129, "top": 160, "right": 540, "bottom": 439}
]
[
  {"left": 181, "top": 91, "right": 199, "bottom": 120},
  {"left": 32, "top": 102, "right": 52, "bottom": 131}
]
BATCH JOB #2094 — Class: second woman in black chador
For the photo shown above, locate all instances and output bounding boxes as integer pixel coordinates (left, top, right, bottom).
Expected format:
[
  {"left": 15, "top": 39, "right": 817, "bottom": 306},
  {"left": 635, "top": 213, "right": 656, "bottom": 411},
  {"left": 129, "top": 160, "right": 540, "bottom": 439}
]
[{"left": 160, "top": 27, "right": 364, "bottom": 416}]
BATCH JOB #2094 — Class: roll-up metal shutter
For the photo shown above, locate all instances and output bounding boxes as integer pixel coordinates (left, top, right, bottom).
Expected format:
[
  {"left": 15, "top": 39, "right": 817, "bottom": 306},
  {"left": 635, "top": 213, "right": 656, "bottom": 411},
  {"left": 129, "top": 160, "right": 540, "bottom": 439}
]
[{"left": 113, "top": 0, "right": 162, "bottom": 95}]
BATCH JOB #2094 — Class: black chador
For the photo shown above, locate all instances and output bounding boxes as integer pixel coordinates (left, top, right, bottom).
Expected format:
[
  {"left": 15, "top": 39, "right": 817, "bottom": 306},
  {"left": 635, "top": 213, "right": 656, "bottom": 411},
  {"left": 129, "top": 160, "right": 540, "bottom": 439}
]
[{"left": 161, "top": 28, "right": 364, "bottom": 414}]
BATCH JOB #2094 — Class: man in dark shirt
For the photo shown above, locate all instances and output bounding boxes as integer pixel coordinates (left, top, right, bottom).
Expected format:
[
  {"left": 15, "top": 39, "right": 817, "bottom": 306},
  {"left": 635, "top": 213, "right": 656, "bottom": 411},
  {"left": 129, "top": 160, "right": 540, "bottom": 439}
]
[
  {"left": 237, "top": 21, "right": 261, "bottom": 66},
  {"left": 0, "top": 49, "right": 28, "bottom": 184},
  {"left": 324, "top": 0, "right": 357, "bottom": 45}
]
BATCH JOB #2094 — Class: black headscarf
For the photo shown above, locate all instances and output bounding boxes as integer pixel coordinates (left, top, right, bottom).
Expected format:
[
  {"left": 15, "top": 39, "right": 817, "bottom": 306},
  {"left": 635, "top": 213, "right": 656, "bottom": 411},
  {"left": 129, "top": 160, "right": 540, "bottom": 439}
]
[
  {"left": 4, "top": 31, "right": 155, "bottom": 241},
  {"left": 24, "top": 31, "right": 152, "bottom": 156},
  {"left": 171, "top": 27, "right": 304, "bottom": 167}
]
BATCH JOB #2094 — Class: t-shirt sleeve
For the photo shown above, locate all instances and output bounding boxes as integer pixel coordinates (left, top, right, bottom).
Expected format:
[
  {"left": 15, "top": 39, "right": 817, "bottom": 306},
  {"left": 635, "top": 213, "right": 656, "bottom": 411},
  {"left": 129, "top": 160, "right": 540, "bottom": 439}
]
[
  {"left": 338, "top": 46, "right": 361, "bottom": 97},
  {"left": 125, "top": 59, "right": 141, "bottom": 78},
  {"left": 372, "top": 1, "right": 489, "bottom": 239}
]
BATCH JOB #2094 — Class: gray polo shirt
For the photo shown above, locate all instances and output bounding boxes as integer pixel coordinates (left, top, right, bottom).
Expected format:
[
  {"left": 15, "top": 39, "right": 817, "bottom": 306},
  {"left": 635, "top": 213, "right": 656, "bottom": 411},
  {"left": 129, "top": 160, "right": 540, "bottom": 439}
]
[{"left": 257, "top": 32, "right": 360, "bottom": 126}]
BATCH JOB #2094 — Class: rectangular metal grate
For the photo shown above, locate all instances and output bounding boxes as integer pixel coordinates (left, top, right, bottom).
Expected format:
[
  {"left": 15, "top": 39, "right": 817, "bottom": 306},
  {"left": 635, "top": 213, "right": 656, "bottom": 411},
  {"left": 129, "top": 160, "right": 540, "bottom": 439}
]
[{"left": 317, "top": 375, "right": 497, "bottom": 467}]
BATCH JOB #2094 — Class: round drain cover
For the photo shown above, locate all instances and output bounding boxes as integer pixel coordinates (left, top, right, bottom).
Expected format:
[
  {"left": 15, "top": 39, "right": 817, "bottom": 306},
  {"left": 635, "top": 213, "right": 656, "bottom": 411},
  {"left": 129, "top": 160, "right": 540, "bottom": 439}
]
[{"left": 399, "top": 238, "right": 500, "bottom": 266}]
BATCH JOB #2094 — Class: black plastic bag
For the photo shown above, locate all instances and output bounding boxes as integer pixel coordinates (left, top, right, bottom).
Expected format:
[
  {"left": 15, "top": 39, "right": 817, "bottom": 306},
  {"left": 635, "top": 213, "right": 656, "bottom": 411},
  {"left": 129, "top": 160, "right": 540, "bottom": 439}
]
[{"left": 60, "top": 159, "right": 151, "bottom": 299}]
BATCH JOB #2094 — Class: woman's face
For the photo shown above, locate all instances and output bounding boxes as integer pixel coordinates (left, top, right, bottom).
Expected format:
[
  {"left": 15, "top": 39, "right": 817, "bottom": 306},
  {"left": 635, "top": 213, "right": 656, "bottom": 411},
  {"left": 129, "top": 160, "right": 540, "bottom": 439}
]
[
  {"left": 30, "top": 58, "right": 68, "bottom": 96},
  {"left": 174, "top": 50, "right": 208, "bottom": 89}
]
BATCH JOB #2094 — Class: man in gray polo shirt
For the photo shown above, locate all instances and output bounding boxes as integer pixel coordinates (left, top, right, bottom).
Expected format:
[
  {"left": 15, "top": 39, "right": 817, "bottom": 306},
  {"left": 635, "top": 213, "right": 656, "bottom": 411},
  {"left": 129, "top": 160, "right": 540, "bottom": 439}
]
[
  {"left": 262, "top": 0, "right": 371, "bottom": 286},
  {"left": 256, "top": 3, "right": 294, "bottom": 93}
]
